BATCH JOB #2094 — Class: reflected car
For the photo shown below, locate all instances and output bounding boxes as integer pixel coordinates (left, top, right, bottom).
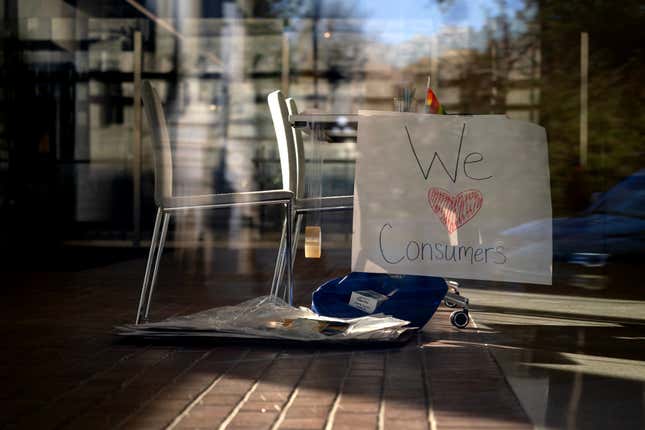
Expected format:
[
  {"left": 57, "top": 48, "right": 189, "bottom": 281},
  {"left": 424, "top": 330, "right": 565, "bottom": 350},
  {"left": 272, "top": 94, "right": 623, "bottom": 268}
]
[{"left": 502, "top": 169, "right": 645, "bottom": 268}]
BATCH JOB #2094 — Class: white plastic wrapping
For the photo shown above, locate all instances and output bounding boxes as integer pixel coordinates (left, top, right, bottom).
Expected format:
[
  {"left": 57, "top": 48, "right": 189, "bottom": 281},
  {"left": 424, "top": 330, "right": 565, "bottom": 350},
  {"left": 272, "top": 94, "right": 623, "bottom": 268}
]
[{"left": 116, "top": 296, "right": 411, "bottom": 342}]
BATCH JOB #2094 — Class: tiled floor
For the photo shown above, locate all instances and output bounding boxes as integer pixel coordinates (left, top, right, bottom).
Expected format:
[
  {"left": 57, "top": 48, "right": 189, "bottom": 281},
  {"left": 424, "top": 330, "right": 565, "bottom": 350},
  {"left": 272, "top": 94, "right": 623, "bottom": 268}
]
[
  {"left": 0, "top": 246, "right": 529, "bottom": 430},
  {"left": 3, "top": 245, "right": 643, "bottom": 429}
]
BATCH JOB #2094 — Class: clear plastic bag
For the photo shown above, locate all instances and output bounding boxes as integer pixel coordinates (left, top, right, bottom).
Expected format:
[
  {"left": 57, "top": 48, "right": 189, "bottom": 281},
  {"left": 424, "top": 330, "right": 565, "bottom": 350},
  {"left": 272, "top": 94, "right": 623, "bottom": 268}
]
[{"left": 117, "top": 296, "right": 411, "bottom": 342}]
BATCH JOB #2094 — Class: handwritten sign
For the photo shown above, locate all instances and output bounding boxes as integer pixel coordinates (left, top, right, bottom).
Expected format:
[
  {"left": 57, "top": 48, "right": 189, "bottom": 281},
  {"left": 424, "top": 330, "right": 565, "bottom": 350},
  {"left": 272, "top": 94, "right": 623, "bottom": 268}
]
[{"left": 351, "top": 111, "right": 552, "bottom": 285}]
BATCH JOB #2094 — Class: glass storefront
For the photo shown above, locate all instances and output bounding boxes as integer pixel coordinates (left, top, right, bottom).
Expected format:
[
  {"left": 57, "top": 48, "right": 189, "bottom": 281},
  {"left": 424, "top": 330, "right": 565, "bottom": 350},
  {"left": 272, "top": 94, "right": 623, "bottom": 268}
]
[
  {"left": 0, "top": 0, "right": 642, "bottom": 291},
  {"left": 1, "top": 3, "right": 644, "bottom": 428}
]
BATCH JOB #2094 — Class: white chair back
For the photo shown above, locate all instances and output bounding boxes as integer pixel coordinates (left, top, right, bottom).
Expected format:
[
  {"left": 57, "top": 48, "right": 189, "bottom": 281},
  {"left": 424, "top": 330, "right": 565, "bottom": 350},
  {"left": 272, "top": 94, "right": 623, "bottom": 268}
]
[
  {"left": 285, "top": 98, "right": 306, "bottom": 199},
  {"left": 141, "top": 81, "right": 173, "bottom": 206},
  {"left": 268, "top": 90, "right": 298, "bottom": 194}
]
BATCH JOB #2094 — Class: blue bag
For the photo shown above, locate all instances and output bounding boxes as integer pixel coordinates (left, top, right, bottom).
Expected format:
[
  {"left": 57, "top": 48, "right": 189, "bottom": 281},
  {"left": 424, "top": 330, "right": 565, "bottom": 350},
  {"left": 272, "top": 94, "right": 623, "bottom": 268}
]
[{"left": 311, "top": 272, "right": 448, "bottom": 328}]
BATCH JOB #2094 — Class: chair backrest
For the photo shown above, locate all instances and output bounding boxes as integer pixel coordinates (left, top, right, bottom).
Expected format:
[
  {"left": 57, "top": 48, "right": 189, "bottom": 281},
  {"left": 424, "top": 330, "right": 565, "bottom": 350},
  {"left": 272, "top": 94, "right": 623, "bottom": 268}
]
[
  {"left": 141, "top": 81, "right": 173, "bottom": 206},
  {"left": 267, "top": 90, "right": 297, "bottom": 194},
  {"left": 285, "top": 97, "right": 306, "bottom": 199}
]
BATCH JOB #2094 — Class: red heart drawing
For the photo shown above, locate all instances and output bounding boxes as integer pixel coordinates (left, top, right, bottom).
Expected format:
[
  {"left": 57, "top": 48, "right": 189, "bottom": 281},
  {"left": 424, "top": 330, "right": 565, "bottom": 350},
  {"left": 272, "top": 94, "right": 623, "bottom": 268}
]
[{"left": 428, "top": 188, "right": 483, "bottom": 233}]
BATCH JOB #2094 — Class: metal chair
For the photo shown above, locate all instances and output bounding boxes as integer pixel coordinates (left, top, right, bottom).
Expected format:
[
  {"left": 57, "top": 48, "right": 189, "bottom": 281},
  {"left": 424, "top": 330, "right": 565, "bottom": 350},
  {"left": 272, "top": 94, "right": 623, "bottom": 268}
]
[
  {"left": 267, "top": 90, "right": 353, "bottom": 293},
  {"left": 135, "top": 81, "right": 295, "bottom": 324}
]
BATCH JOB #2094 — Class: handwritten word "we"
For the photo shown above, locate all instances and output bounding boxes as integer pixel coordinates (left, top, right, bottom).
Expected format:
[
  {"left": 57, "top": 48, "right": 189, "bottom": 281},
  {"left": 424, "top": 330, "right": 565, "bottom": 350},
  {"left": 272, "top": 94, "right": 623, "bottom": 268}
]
[{"left": 404, "top": 123, "right": 493, "bottom": 183}]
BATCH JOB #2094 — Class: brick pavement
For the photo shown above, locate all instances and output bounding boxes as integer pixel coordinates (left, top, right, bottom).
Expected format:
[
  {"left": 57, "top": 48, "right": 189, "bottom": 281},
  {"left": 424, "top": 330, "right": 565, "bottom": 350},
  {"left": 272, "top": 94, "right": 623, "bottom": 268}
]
[{"left": 1, "top": 251, "right": 533, "bottom": 429}]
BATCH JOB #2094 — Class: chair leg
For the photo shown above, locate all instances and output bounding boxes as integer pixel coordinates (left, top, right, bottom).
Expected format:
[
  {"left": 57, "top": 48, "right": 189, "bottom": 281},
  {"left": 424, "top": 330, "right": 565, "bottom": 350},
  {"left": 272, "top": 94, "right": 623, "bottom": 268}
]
[
  {"left": 273, "top": 211, "right": 302, "bottom": 301},
  {"left": 135, "top": 208, "right": 162, "bottom": 324},
  {"left": 270, "top": 217, "right": 287, "bottom": 298},
  {"left": 292, "top": 213, "right": 303, "bottom": 264},
  {"left": 285, "top": 200, "right": 294, "bottom": 305},
  {"left": 142, "top": 211, "right": 171, "bottom": 322}
]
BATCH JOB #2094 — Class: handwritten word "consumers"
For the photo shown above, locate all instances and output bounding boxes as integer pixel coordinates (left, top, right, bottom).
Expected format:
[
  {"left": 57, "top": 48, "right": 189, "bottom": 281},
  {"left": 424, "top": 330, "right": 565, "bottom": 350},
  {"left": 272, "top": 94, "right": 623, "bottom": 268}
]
[{"left": 378, "top": 223, "right": 507, "bottom": 265}]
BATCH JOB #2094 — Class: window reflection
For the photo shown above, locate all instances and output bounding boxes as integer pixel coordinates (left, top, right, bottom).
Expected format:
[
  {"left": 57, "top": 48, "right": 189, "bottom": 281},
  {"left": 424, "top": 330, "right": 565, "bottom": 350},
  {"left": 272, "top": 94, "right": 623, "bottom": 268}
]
[{"left": 0, "top": 0, "right": 642, "bottom": 291}]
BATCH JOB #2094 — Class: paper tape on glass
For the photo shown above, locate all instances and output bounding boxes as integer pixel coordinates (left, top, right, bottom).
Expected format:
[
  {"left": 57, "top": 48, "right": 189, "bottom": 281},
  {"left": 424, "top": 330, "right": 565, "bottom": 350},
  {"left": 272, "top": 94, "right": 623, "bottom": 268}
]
[{"left": 304, "top": 226, "right": 321, "bottom": 258}]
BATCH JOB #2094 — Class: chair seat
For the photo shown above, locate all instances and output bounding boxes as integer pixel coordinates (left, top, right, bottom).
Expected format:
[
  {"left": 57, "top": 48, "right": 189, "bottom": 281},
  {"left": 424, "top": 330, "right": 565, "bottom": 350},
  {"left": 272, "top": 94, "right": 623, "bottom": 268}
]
[
  {"left": 295, "top": 195, "right": 354, "bottom": 213},
  {"left": 162, "top": 190, "right": 293, "bottom": 210}
]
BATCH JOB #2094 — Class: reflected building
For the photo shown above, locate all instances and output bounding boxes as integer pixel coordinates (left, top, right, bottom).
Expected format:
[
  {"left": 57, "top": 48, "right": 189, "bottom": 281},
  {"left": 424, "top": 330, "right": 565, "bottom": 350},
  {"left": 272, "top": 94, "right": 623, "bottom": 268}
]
[{"left": 0, "top": 0, "right": 638, "bottom": 253}]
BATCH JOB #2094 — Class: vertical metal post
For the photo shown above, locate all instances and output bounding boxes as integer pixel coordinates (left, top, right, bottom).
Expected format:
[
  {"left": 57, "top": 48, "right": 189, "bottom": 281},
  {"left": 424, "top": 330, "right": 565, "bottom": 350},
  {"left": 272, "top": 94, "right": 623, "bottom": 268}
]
[
  {"left": 312, "top": 0, "right": 320, "bottom": 108},
  {"left": 490, "top": 34, "right": 497, "bottom": 113},
  {"left": 133, "top": 31, "right": 143, "bottom": 246},
  {"left": 580, "top": 32, "right": 589, "bottom": 167},
  {"left": 281, "top": 30, "right": 290, "bottom": 94},
  {"left": 529, "top": 43, "right": 538, "bottom": 123}
]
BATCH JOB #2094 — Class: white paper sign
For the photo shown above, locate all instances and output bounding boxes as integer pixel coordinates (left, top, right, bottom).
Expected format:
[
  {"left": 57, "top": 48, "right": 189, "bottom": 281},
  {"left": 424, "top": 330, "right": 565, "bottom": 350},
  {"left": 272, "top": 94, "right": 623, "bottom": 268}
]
[{"left": 351, "top": 111, "right": 552, "bottom": 285}]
